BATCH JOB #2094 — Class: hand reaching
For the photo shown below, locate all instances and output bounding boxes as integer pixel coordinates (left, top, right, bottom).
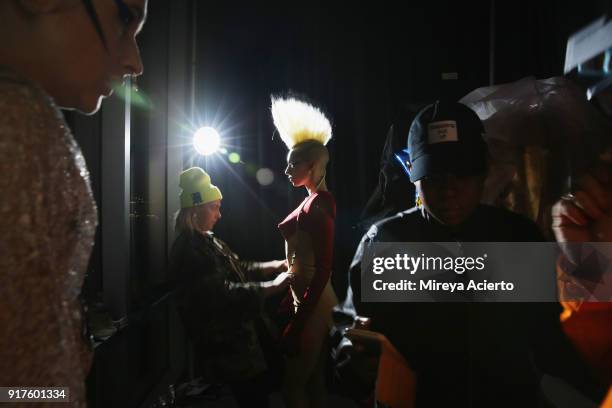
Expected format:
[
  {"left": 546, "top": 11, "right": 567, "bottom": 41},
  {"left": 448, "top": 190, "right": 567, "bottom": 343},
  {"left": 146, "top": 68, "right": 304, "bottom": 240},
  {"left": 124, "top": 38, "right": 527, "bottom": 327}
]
[
  {"left": 552, "top": 161, "right": 612, "bottom": 264},
  {"left": 261, "top": 271, "right": 292, "bottom": 297},
  {"left": 260, "top": 259, "right": 289, "bottom": 277}
]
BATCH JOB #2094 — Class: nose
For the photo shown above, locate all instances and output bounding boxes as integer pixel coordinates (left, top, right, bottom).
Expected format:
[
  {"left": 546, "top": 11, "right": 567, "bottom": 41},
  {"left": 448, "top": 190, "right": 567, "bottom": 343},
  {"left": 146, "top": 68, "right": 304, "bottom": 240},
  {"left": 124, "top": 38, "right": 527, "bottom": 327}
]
[
  {"left": 284, "top": 165, "right": 291, "bottom": 176},
  {"left": 121, "top": 36, "right": 144, "bottom": 78}
]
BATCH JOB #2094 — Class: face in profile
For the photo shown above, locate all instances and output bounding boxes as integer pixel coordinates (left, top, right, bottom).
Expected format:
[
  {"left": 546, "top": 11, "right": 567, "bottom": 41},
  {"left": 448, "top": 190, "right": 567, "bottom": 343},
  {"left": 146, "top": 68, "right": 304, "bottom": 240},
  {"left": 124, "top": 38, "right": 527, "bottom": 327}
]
[
  {"left": 42, "top": 0, "right": 148, "bottom": 114},
  {"left": 415, "top": 173, "right": 484, "bottom": 226},
  {"left": 194, "top": 200, "right": 222, "bottom": 232},
  {"left": 285, "top": 149, "right": 312, "bottom": 187}
]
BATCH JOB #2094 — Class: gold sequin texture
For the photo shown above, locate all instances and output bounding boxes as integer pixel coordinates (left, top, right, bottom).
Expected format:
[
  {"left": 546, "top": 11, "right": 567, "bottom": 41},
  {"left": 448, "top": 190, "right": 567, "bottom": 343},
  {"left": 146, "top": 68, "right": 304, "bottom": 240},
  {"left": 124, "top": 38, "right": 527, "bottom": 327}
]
[{"left": 0, "top": 68, "right": 98, "bottom": 407}]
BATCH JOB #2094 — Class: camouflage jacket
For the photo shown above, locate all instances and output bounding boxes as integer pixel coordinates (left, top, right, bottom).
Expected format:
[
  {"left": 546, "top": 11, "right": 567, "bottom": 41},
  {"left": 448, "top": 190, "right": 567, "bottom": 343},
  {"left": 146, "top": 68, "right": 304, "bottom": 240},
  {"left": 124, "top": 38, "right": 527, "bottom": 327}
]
[{"left": 170, "top": 230, "right": 268, "bottom": 382}]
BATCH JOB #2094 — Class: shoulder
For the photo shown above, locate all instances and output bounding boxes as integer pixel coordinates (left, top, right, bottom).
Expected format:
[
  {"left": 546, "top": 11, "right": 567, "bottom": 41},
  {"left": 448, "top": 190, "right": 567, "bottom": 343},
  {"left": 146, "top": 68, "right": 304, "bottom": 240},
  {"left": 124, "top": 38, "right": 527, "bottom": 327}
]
[
  {"left": 476, "top": 205, "right": 545, "bottom": 241},
  {"left": 174, "top": 230, "right": 216, "bottom": 255},
  {"left": 477, "top": 205, "right": 534, "bottom": 226},
  {"left": 171, "top": 231, "right": 221, "bottom": 273},
  {"left": 0, "top": 70, "right": 60, "bottom": 128},
  {"left": 304, "top": 191, "right": 336, "bottom": 218},
  {"left": 170, "top": 231, "right": 195, "bottom": 257},
  {"left": 0, "top": 72, "right": 66, "bottom": 226},
  {"left": 364, "top": 206, "right": 422, "bottom": 242},
  {"left": 0, "top": 71, "right": 65, "bottom": 172}
]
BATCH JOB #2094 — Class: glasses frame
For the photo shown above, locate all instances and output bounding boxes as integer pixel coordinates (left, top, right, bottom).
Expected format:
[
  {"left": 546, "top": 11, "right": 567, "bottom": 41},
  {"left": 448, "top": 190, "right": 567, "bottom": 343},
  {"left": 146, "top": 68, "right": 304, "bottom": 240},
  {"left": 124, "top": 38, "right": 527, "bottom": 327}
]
[{"left": 81, "top": 0, "right": 135, "bottom": 51}]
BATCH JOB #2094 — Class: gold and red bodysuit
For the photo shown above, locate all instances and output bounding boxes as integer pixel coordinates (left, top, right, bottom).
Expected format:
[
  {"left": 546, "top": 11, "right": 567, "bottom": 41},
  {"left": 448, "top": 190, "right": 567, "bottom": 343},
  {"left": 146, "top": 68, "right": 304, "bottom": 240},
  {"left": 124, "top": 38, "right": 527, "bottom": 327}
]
[{"left": 278, "top": 190, "right": 338, "bottom": 406}]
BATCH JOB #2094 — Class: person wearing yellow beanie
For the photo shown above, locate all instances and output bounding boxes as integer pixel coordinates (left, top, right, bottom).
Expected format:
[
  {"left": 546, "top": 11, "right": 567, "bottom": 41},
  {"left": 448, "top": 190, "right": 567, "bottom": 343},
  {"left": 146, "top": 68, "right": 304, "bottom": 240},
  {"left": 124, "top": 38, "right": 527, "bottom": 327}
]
[
  {"left": 170, "top": 167, "right": 290, "bottom": 407},
  {"left": 179, "top": 167, "right": 223, "bottom": 209},
  {"left": 174, "top": 167, "right": 224, "bottom": 234}
]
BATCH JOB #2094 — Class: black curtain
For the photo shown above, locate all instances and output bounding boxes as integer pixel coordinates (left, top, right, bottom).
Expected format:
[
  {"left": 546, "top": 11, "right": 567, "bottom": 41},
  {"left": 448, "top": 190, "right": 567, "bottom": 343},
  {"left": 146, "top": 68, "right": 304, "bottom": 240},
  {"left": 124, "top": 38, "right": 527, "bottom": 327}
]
[{"left": 182, "top": 0, "right": 607, "bottom": 299}]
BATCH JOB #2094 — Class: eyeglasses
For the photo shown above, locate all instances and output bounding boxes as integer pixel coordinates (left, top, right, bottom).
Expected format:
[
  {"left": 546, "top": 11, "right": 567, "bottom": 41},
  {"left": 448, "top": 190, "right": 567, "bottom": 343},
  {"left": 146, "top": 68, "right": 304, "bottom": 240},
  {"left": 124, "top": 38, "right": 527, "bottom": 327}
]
[{"left": 81, "top": 0, "right": 136, "bottom": 51}]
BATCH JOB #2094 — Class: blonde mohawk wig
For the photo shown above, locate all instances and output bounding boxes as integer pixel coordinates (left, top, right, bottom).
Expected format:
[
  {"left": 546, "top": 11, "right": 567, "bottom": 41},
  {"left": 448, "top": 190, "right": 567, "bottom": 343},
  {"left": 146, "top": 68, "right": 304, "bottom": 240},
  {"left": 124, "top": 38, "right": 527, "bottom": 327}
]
[{"left": 271, "top": 97, "right": 332, "bottom": 149}]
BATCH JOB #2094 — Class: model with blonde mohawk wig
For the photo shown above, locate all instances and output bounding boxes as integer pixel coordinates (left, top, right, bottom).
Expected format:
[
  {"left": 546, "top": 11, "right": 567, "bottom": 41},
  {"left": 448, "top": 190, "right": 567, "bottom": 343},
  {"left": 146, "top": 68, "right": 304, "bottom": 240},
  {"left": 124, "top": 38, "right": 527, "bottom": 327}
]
[
  {"left": 273, "top": 96, "right": 339, "bottom": 408},
  {"left": 271, "top": 96, "right": 332, "bottom": 148}
]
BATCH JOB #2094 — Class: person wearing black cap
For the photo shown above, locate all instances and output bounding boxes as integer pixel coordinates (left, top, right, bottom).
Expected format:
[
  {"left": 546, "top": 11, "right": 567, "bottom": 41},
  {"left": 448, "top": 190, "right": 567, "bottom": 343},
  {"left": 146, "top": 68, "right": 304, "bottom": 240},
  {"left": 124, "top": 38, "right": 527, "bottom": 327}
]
[
  {"left": 402, "top": 100, "right": 489, "bottom": 227},
  {"left": 337, "top": 101, "right": 589, "bottom": 407}
]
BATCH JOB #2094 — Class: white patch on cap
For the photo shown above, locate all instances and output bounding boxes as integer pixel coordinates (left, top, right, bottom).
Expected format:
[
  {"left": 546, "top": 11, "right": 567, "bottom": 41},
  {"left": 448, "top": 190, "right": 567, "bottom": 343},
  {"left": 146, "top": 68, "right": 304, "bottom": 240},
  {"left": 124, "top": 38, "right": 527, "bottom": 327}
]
[{"left": 427, "top": 121, "right": 458, "bottom": 144}]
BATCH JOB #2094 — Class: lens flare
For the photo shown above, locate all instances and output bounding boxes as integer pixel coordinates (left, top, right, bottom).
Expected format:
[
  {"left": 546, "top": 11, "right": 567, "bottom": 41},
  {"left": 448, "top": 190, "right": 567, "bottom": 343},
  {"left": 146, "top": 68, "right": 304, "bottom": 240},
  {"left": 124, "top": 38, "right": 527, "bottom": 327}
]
[
  {"left": 193, "top": 127, "right": 221, "bottom": 155},
  {"left": 111, "top": 81, "right": 153, "bottom": 110},
  {"left": 228, "top": 152, "right": 241, "bottom": 163},
  {"left": 256, "top": 168, "right": 275, "bottom": 186}
]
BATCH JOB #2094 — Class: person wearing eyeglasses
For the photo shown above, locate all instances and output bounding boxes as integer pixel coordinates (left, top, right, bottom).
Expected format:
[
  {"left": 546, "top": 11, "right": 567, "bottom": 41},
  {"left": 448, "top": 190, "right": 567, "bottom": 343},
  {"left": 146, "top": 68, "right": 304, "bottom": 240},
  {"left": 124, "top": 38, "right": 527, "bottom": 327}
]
[{"left": 0, "top": 1, "right": 146, "bottom": 406}]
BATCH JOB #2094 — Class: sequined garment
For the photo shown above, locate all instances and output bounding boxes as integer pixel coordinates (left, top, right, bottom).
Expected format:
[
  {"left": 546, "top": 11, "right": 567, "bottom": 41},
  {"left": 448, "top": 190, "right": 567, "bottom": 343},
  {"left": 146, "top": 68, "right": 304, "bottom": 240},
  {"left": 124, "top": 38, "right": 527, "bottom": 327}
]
[{"left": 0, "top": 68, "right": 97, "bottom": 407}]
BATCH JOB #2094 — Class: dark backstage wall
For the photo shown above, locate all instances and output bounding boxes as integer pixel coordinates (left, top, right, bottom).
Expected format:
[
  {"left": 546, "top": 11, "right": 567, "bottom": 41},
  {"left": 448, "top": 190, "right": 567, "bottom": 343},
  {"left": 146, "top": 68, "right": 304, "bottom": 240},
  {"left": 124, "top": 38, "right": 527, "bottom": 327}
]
[
  {"left": 60, "top": 0, "right": 610, "bottom": 406},
  {"left": 187, "top": 0, "right": 610, "bottom": 301},
  {"left": 68, "top": 1, "right": 192, "bottom": 406}
]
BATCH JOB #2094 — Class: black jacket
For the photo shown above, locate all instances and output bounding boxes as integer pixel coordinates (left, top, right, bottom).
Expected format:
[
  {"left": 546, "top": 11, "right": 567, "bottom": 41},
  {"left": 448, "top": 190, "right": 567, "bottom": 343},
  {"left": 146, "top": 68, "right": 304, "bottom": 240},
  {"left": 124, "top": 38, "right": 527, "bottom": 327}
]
[{"left": 341, "top": 205, "right": 597, "bottom": 407}]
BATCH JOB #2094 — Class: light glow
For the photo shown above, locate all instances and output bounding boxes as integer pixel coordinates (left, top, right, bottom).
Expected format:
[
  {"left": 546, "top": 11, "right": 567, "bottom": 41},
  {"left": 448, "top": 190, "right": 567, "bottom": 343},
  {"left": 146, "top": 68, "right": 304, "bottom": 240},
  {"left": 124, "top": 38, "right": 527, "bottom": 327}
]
[
  {"left": 193, "top": 127, "right": 221, "bottom": 155},
  {"left": 228, "top": 152, "right": 241, "bottom": 163},
  {"left": 256, "top": 168, "right": 275, "bottom": 186}
]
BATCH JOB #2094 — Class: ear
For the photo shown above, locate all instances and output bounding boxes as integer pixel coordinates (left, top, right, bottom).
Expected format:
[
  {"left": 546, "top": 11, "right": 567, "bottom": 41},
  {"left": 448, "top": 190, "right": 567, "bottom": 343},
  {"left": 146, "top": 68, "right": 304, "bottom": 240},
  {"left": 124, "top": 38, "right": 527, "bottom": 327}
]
[{"left": 17, "top": 0, "right": 73, "bottom": 14}]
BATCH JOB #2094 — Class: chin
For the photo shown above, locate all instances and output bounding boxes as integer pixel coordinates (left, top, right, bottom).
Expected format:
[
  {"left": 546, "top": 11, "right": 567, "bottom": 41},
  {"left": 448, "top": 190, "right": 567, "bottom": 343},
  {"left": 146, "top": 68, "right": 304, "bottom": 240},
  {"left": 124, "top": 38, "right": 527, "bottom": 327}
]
[
  {"left": 80, "top": 96, "right": 105, "bottom": 115},
  {"left": 428, "top": 208, "right": 462, "bottom": 226},
  {"left": 73, "top": 93, "right": 106, "bottom": 115},
  {"left": 58, "top": 91, "right": 106, "bottom": 115},
  {"left": 440, "top": 213, "right": 468, "bottom": 226},
  {"left": 441, "top": 218, "right": 462, "bottom": 226}
]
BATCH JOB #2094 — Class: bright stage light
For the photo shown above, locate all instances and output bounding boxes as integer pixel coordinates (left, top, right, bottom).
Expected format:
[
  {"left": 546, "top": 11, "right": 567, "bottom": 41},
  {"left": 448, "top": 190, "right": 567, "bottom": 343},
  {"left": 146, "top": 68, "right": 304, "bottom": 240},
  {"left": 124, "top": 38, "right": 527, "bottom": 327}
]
[{"left": 193, "top": 127, "right": 220, "bottom": 155}]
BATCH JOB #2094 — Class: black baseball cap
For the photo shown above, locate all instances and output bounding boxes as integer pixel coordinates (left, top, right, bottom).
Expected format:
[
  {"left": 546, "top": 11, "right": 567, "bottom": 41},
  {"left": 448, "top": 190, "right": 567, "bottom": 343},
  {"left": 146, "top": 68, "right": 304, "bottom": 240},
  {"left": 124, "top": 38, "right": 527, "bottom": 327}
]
[{"left": 406, "top": 101, "right": 488, "bottom": 182}]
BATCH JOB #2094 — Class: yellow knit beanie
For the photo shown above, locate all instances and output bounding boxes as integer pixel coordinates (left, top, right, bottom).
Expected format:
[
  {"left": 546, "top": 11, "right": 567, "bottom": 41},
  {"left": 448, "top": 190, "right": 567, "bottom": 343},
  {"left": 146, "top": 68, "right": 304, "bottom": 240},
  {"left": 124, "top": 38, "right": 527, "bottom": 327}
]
[{"left": 179, "top": 167, "right": 222, "bottom": 208}]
